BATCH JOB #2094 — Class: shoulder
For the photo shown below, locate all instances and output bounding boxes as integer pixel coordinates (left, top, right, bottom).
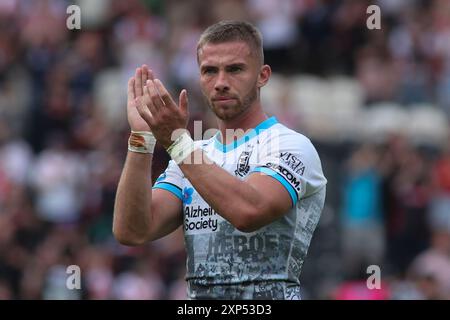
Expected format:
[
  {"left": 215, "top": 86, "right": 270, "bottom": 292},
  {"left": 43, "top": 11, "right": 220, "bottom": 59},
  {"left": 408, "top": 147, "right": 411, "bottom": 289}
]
[
  {"left": 257, "top": 122, "right": 327, "bottom": 197},
  {"left": 261, "top": 123, "right": 320, "bottom": 158}
]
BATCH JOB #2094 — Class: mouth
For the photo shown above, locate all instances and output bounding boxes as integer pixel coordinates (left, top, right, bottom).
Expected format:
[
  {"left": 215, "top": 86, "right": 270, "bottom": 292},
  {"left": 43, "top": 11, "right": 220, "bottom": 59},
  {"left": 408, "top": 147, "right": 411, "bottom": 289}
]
[{"left": 212, "top": 97, "right": 236, "bottom": 103}]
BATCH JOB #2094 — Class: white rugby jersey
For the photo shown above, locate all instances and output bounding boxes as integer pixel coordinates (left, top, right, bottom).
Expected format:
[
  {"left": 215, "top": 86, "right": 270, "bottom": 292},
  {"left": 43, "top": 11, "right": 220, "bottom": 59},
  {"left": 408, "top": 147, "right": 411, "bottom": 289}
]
[{"left": 153, "top": 117, "right": 327, "bottom": 299}]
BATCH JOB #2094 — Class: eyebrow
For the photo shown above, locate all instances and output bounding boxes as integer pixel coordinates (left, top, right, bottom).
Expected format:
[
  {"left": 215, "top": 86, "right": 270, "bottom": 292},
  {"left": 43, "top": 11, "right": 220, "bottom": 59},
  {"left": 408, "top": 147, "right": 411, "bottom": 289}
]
[
  {"left": 226, "top": 63, "right": 246, "bottom": 69},
  {"left": 200, "top": 65, "right": 218, "bottom": 71},
  {"left": 200, "top": 62, "right": 247, "bottom": 71}
]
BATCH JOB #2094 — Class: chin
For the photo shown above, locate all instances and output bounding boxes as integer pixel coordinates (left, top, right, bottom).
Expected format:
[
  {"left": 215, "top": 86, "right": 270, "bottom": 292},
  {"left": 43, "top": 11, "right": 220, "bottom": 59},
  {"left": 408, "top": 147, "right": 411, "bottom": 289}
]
[
  {"left": 209, "top": 101, "right": 246, "bottom": 121},
  {"left": 213, "top": 110, "right": 231, "bottom": 120},
  {"left": 214, "top": 109, "right": 246, "bottom": 121}
]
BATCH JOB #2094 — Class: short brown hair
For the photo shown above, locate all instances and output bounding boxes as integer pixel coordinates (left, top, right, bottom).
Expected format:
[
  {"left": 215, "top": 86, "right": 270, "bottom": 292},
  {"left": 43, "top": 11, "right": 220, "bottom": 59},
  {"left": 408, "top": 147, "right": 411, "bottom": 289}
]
[{"left": 197, "top": 20, "right": 264, "bottom": 65}]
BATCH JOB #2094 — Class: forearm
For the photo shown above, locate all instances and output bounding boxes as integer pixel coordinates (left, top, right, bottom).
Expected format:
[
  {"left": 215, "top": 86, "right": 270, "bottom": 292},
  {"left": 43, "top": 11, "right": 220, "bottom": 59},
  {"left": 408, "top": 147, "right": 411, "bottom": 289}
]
[
  {"left": 113, "top": 152, "right": 153, "bottom": 244},
  {"left": 179, "top": 150, "right": 266, "bottom": 232}
]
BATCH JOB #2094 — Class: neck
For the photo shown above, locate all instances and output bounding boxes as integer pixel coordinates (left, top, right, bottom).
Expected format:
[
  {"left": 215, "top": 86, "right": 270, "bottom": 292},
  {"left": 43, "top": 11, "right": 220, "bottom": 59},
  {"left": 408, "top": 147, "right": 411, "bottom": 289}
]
[{"left": 216, "top": 103, "right": 268, "bottom": 145}]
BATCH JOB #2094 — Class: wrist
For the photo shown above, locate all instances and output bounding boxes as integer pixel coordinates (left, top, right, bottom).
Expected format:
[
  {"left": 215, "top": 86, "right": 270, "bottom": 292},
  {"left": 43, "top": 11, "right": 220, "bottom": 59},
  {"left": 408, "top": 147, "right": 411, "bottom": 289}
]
[
  {"left": 128, "top": 131, "right": 156, "bottom": 154},
  {"left": 166, "top": 132, "right": 197, "bottom": 164}
]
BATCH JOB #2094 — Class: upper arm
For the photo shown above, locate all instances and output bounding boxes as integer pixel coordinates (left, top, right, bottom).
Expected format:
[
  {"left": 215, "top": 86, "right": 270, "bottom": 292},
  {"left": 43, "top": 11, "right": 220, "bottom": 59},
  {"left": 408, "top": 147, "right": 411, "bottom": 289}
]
[
  {"left": 148, "top": 160, "right": 184, "bottom": 241},
  {"left": 244, "top": 172, "right": 293, "bottom": 225},
  {"left": 244, "top": 134, "right": 327, "bottom": 228},
  {"left": 148, "top": 188, "right": 183, "bottom": 241}
]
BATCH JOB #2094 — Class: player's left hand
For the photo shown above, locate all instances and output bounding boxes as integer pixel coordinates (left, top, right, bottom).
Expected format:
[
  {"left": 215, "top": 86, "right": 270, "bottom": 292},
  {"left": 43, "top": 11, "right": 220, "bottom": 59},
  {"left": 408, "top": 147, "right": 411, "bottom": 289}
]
[{"left": 135, "top": 79, "right": 189, "bottom": 149}]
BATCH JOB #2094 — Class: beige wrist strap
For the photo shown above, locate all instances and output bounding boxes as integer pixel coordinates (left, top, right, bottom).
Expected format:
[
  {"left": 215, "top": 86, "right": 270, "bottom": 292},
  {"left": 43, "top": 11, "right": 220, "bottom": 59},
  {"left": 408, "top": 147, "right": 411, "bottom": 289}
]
[
  {"left": 128, "top": 131, "right": 156, "bottom": 154},
  {"left": 166, "top": 132, "right": 197, "bottom": 164}
]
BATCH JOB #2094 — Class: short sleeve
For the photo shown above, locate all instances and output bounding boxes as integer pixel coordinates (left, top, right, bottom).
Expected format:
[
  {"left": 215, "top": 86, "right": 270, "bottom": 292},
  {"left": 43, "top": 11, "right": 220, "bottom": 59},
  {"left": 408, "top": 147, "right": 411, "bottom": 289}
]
[
  {"left": 250, "top": 133, "right": 327, "bottom": 207},
  {"left": 152, "top": 160, "right": 184, "bottom": 201}
]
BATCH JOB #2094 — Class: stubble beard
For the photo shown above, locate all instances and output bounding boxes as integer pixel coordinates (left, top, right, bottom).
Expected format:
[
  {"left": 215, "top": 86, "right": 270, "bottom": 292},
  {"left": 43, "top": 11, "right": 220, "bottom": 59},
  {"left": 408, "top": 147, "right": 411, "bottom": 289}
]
[{"left": 207, "top": 85, "right": 258, "bottom": 121}]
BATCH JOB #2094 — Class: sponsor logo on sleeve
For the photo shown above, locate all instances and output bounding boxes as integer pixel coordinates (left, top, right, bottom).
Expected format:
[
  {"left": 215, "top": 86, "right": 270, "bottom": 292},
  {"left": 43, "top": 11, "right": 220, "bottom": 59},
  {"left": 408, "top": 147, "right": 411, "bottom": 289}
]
[
  {"left": 264, "top": 162, "right": 301, "bottom": 192},
  {"left": 279, "top": 152, "right": 305, "bottom": 176}
]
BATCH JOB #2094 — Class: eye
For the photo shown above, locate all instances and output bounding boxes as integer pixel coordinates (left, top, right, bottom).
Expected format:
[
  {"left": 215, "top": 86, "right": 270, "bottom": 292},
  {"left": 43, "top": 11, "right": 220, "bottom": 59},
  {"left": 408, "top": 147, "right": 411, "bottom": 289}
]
[
  {"left": 228, "top": 66, "right": 242, "bottom": 73},
  {"left": 202, "top": 67, "right": 217, "bottom": 75}
]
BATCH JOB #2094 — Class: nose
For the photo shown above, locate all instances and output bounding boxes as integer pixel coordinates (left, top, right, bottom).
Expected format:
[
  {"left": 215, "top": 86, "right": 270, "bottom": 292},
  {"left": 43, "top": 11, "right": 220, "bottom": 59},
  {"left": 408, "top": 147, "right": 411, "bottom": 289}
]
[{"left": 214, "top": 71, "right": 230, "bottom": 92}]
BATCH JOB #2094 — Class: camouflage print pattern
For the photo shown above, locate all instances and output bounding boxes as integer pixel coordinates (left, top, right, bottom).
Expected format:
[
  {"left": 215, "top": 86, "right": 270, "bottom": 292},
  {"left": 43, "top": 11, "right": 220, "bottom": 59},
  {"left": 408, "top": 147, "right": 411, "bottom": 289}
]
[{"left": 185, "top": 187, "right": 325, "bottom": 300}]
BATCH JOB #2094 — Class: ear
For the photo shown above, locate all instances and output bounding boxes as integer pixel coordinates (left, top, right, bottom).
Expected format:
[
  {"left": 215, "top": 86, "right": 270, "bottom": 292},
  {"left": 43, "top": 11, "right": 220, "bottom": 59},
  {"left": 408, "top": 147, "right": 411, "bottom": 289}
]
[{"left": 257, "top": 64, "right": 271, "bottom": 88}]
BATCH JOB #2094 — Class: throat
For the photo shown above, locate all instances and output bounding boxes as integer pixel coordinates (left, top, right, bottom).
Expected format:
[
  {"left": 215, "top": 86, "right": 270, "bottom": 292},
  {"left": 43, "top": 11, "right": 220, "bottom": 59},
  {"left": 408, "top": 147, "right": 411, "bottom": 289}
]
[{"left": 217, "top": 108, "right": 268, "bottom": 145}]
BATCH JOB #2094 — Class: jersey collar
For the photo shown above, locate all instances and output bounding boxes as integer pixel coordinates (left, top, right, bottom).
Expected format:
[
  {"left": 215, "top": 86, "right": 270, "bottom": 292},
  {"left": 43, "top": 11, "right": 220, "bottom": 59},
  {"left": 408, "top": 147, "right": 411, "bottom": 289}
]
[{"left": 213, "top": 116, "right": 278, "bottom": 153}]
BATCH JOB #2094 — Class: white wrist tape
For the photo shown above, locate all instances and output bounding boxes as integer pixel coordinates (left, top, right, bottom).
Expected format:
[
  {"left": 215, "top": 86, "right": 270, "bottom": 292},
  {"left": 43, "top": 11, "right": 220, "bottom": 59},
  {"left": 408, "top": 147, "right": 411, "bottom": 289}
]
[
  {"left": 128, "top": 131, "right": 156, "bottom": 154},
  {"left": 166, "top": 132, "right": 197, "bottom": 164}
]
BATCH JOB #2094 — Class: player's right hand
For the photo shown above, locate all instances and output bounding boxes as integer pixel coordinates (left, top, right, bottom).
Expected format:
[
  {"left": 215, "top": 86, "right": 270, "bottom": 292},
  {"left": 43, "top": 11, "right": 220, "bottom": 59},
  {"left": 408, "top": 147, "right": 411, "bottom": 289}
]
[{"left": 127, "top": 65, "right": 154, "bottom": 131}]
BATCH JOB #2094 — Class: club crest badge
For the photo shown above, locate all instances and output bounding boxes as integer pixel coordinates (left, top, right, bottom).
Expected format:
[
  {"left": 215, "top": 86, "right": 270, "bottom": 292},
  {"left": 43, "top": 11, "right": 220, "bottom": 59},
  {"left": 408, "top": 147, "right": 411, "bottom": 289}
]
[{"left": 235, "top": 146, "right": 253, "bottom": 177}]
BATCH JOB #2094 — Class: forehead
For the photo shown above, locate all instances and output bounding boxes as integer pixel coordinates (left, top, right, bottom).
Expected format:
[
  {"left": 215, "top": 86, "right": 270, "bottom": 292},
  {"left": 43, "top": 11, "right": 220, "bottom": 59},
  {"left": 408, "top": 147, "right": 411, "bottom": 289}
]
[{"left": 198, "top": 41, "right": 254, "bottom": 66}]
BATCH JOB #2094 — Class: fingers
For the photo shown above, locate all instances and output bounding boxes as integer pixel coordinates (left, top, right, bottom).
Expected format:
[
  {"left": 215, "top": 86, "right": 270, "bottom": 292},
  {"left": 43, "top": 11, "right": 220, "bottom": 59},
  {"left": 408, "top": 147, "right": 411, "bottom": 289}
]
[
  {"left": 142, "top": 64, "right": 154, "bottom": 81},
  {"left": 148, "top": 68, "right": 154, "bottom": 81},
  {"left": 136, "top": 77, "right": 186, "bottom": 125},
  {"left": 142, "top": 65, "right": 148, "bottom": 90},
  {"left": 135, "top": 96, "right": 155, "bottom": 127},
  {"left": 134, "top": 68, "right": 143, "bottom": 97},
  {"left": 141, "top": 88, "right": 158, "bottom": 118},
  {"left": 134, "top": 66, "right": 155, "bottom": 98},
  {"left": 154, "top": 79, "right": 177, "bottom": 109},
  {"left": 179, "top": 89, "right": 188, "bottom": 115},
  {"left": 127, "top": 77, "right": 135, "bottom": 101},
  {"left": 145, "top": 80, "right": 165, "bottom": 112}
]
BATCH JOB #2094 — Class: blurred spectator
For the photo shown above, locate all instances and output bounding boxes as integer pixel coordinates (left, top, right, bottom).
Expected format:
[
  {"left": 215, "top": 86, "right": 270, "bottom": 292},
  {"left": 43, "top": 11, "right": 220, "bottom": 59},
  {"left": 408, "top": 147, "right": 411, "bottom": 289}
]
[
  {"left": 112, "top": 256, "right": 164, "bottom": 300},
  {"left": 29, "top": 137, "right": 88, "bottom": 224},
  {"left": 408, "top": 229, "right": 450, "bottom": 299},
  {"left": 79, "top": 246, "right": 114, "bottom": 299},
  {"left": 379, "top": 134, "right": 432, "bottom": 274},
  {"left": 429, "top": 140, "right": 450, "bottom": 232},
  {"left": 332, "top": 264, "right": 390, "bottom": 300},
  {"left": 340, "top": 144, "right": 384, "bottom": 278},
  {"left": 247, "top": 0, "right": 299, "bottom": 74}
]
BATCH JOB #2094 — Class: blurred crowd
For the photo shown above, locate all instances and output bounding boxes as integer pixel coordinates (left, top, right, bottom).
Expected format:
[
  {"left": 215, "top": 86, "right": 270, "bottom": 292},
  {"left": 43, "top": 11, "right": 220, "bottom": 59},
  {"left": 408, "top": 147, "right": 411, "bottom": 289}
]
[{"left": 0, "top": 0, "right": 450, "bottom": 299}]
